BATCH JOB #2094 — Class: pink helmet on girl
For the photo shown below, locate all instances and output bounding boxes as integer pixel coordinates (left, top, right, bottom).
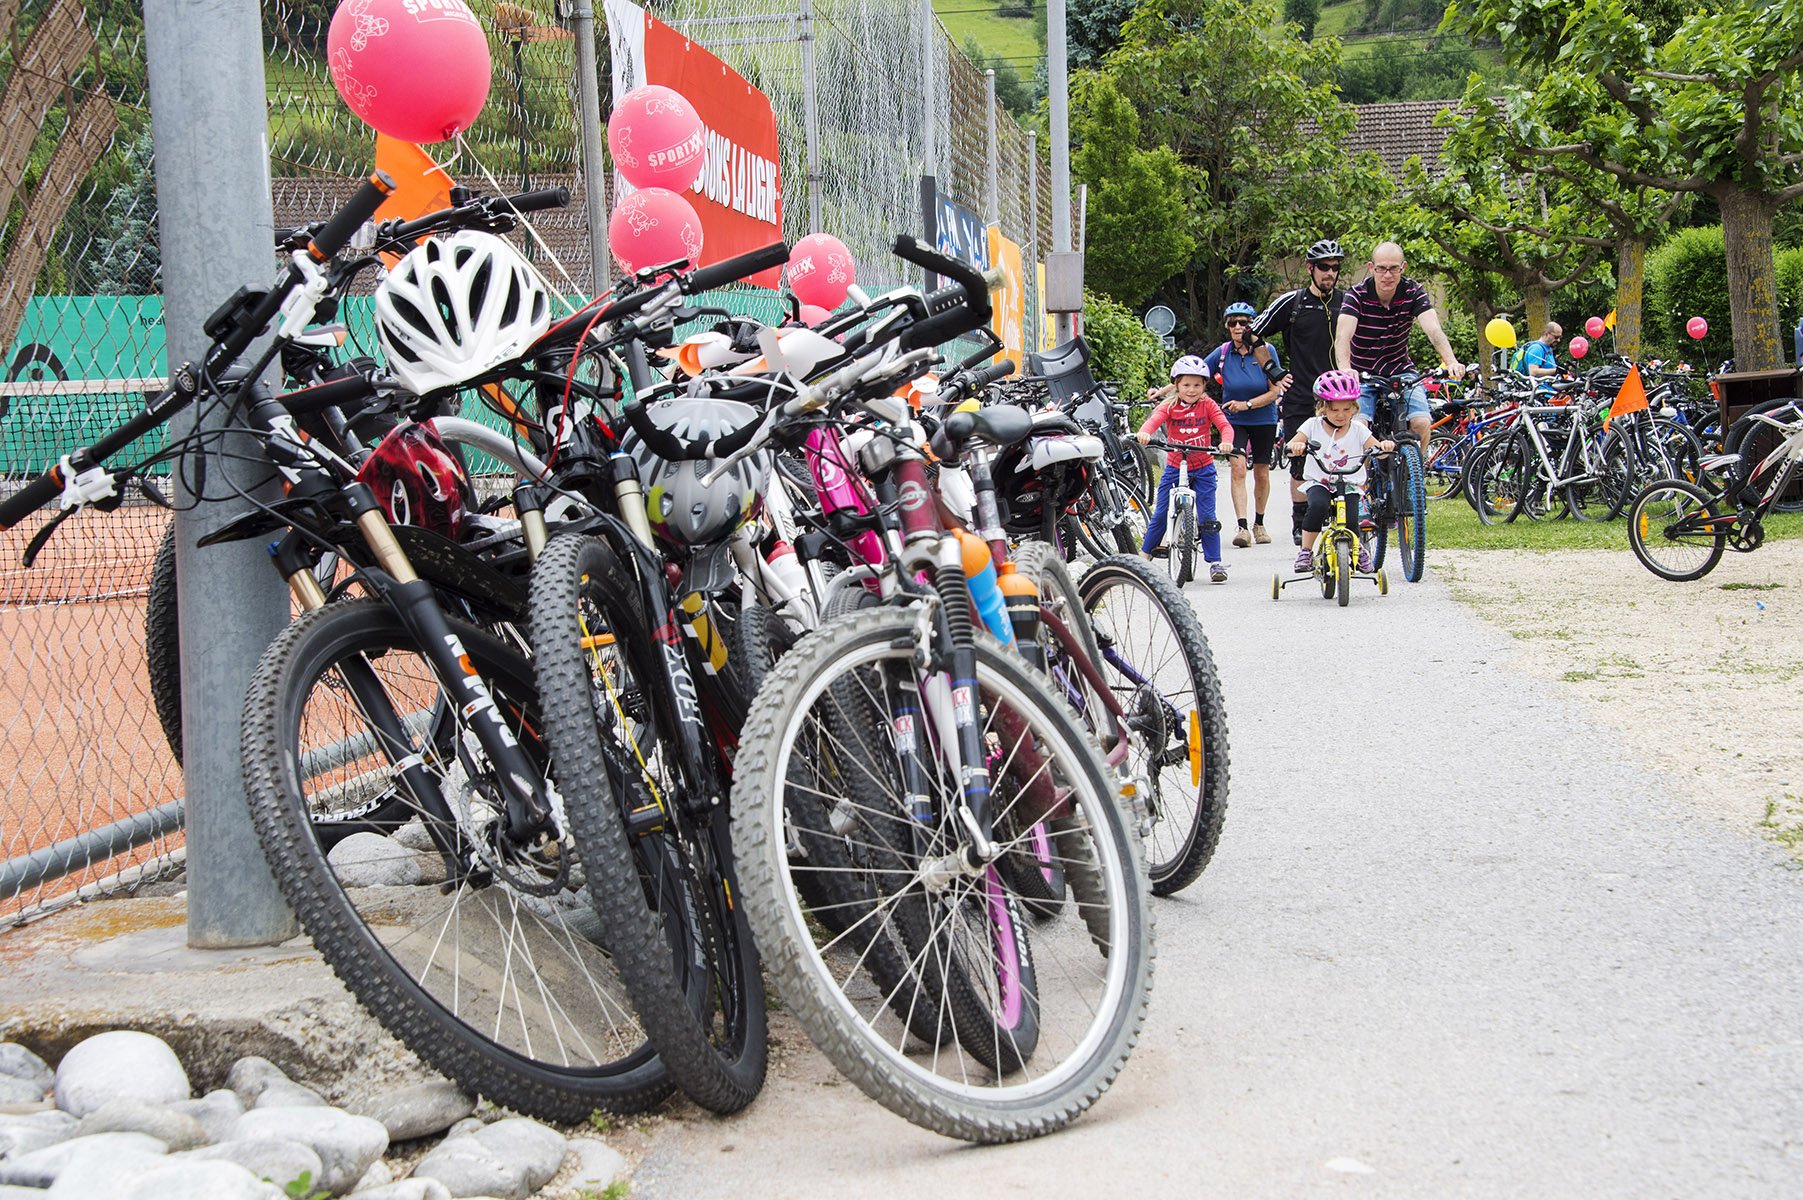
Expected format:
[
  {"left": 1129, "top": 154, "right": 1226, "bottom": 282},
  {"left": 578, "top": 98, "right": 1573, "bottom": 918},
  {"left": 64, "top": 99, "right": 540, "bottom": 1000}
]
[{"left": 1313, "top": 368, "right": 1362, "bottom": 402}]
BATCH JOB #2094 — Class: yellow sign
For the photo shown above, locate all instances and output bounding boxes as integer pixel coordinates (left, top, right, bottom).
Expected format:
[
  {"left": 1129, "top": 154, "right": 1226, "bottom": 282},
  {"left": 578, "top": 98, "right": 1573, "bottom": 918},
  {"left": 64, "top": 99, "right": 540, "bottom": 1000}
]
[
  {"left": 1037, "top": 261, "right": 1054, "bottom": 353},
  {"left": 987, "top": 225, "right": 1025, "bottom": 376}
]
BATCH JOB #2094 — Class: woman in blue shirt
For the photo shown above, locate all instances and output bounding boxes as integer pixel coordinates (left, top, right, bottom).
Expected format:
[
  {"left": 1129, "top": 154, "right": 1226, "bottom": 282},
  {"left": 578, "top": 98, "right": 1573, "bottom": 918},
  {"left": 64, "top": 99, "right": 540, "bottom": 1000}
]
[{"left": 1205, "top": 303, "right": 1286, "bottom": 547}]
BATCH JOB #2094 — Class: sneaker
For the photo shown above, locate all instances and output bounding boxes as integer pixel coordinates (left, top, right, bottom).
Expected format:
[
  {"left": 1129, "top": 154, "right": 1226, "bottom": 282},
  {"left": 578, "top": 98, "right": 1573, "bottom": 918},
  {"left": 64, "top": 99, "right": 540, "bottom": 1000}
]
[
  {"left": 1210, "top": 562, "right": 1229, "bottom": 584},
  {"left": 1294, "top": 548, "right": 1312, "bottom": 573},
  {"left": 1232, "top": 527, "right": 1252, "bottom": 548},
  {"left": 1253, "top": 524, "right": 1271, "bottom": 544},
  {"left": 1357, "top": 544, "right": 1374, "bottom": 573}
]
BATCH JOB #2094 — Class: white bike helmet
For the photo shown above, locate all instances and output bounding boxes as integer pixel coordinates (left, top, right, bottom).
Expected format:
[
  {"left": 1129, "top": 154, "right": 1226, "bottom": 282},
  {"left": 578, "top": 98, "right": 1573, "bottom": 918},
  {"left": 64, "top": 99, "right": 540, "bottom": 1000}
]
[
  {"left": 376, "top": 231, "right": 552, "bottom": 395},
  {"left": 620, "top": 396, "right": 773, "bottom": 547}
]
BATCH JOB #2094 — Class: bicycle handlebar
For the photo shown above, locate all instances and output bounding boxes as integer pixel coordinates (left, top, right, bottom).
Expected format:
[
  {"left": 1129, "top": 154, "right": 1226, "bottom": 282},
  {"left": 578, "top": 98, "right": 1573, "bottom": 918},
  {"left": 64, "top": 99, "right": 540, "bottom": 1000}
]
[{"left": 308, "top": 170, "right": 397, "bottom": 263}]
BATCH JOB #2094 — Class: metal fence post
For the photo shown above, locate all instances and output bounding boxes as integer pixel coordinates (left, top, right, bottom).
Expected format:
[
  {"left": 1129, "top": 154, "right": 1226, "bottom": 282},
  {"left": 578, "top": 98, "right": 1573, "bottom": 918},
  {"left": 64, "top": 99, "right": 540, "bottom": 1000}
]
[
  {"left": 571, "top": 0, "right": 611, "bottom": 294},
  {"left": 1047, "top": 0, "right": 1076, "bottom": 342},
  {"left": 799, "top": 0, "right": 823, "bottom": 232},
  {"left": 984, "top": 69, "right": 998, "bottom": 226},
  {"left": 144, "top": 0, "right": 297, "bottom": 948}
]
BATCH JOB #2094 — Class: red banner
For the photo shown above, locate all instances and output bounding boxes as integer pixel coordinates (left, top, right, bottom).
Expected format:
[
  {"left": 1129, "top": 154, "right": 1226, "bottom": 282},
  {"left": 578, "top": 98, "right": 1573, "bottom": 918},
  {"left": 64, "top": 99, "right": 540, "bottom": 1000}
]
[{"left": 642, "top": 15, "right": 784, "bottom": 288}]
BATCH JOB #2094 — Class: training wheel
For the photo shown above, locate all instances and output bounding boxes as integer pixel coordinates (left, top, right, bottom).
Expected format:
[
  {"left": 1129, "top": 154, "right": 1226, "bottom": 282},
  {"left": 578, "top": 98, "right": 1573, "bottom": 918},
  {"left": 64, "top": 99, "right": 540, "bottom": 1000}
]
[
  {"left": 1270, "top": 573, "right": 1281, "bottom": 600},
  {"left": 1376, "top": 568, "right": 1389, "bottom": 595}
]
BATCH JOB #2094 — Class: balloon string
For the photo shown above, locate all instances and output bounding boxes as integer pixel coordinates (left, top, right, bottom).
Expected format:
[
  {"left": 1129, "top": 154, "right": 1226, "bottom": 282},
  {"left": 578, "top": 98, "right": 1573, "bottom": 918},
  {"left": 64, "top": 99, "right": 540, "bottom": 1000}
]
[{"left": 457, "top": 132, "right": 585, "bottom": 313}]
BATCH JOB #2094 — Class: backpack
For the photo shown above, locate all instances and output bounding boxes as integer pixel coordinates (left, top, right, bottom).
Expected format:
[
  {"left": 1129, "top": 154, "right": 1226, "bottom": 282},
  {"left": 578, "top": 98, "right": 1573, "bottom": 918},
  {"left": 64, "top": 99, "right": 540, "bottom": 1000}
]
[{"left": 1510, "top": 346, "right": 1529, "bottom": 375}]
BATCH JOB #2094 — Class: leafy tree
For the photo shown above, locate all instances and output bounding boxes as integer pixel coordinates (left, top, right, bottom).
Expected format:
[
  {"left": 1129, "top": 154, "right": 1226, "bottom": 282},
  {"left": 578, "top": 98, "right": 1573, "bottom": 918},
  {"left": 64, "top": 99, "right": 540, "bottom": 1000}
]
[
  {"left": 1072, "top": 75, "right": 1195, "bottom": 304},
  {"left": 1446, "top": 0, "right": 1803, "bottom": 368},
  {"left": 1067, "top": 0, "right": 1138, "bottom": 69},
  {"left": 1103, "top": 0, "right": 1394, "bottom": 331},
  {"left": 1083, "top": 288, "right": 1169, "bottom": 401},
  {"left": 1337, "top": 37, "right": 1480, "bottom": 103},
  {"left": 961, "top": 37, "right": 1041, "bottom": 121},
  {"left": 88, "top": 132, "right": 161, "bottom": 296},
  {"left": 1283, "top": 0, "right": 1323, "bottom": 41}
]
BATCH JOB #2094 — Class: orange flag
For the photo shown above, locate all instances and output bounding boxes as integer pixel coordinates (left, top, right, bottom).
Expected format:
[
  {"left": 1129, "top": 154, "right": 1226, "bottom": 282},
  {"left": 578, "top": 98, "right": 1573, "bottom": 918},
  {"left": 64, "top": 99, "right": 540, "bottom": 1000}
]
[
  {"left": 373, "top": 135, "right": 455, "bottom": 266},
  {"left": 1608, "top": 363, "right": 1649, "bottom": 424}
]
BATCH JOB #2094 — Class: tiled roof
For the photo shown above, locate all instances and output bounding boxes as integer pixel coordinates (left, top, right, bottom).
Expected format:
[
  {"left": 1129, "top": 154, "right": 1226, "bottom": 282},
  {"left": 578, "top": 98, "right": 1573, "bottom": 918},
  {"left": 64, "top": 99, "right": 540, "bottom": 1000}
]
[{"left": 1340, "top": 99, "right": 1466, "bottom": 179}]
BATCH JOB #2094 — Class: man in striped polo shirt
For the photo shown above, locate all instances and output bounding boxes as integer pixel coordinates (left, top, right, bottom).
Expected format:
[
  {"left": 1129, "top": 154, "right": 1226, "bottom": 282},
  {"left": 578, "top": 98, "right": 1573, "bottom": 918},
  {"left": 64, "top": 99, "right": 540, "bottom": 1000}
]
[{"left": 1333, "top": 241, "right": 1466, "bottom": 456}]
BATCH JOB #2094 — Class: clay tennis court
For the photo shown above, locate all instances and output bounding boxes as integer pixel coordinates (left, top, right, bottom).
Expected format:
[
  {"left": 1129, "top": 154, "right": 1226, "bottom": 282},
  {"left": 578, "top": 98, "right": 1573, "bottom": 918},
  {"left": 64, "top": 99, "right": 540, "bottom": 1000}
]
[{"left": 0, "top": 504, "right": 184, "bottom": 919}]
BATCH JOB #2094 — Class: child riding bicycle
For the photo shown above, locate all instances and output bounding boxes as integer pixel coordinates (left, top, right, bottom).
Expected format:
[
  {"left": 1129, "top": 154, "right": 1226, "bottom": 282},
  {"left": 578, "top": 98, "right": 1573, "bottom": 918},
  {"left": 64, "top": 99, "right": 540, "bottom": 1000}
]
[
  {"left": 1139, "top": 356, "right": 1235, "bottom": 582},
  {"left": 1286, "top": 369, "right": 1394, "bottom": 574}
]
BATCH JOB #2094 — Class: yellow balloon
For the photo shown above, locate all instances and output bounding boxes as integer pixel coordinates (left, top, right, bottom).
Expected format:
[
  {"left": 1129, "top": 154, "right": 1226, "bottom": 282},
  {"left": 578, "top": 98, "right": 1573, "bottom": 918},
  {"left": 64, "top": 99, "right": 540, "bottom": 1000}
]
[{"left": 1484, "top": 317, "right": 1517, "bottom": 349}]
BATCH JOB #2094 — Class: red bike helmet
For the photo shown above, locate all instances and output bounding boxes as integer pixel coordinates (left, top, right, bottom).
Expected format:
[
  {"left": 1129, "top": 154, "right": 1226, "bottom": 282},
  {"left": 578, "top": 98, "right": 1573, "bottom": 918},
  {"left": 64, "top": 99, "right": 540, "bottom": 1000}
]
[
  {"left": 355, "top": 420, "right": 475, "bottom": 540},
  {"left": 1313, "top": 369, "right": 1362, "bottom": 403}
]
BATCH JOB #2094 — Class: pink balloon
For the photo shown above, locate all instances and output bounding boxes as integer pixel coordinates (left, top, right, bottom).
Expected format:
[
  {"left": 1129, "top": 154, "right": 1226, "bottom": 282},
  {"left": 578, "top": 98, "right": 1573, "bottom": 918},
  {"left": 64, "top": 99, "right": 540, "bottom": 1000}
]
[
  {"left": 799, "top": 303, "right": 833, "bottom": 326},
  {"left": 608, "top": 86, "right": 706, "bottom": 192},
  {"left": 1569, "top": 336, "right": 1589, "bottom": 359},
  {"left": 326, "top": 0, "right": 490, "bottom": 144},
  {"left": 608, "top": 188, "right": 704, "bottom": 274},
  {"left": 1584, "top": 316, "right": 1605, "bottom": 339},
  {"left": 1687, "top": 316, "right": 1709, "bottom": 340},
  {"left": 787, "top": 233, "right": 856, "bottom": 310}
]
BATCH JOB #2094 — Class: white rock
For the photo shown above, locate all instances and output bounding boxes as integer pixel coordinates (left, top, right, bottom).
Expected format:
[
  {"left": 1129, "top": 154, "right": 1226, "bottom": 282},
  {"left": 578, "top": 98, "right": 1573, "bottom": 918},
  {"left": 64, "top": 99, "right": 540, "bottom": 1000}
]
[
  {"left": 76, "top": 1098, "right": 210, "bottom": 1150},
  {"left": 560, "top": 1138, "right": 626, "bottom": 1194},
  {"left": 53, "top": 1032, "right": 190, "bottom": 1118},
  {"left": 349, "top": 1157, "right": 394, "bottom": 1192},
  {"left": 226, "top": 1058, "right": 293, "bottom": 1106},
  {"left": 443, "top": 1117, "right": 485, "bottom": 1140},
  {"left": 469, "top": 1119, "right": 566, "bottom": 1192},
  {"left": 328, "top": 833, "right": 422, "bottom": 887},
  {"left": 185, "top": 1137, "right": 323, "bottom": 1191},
  {"left": 0, "top": 1131, "right": 168, "bottom": 1188},
  {"left": 0, "top": 1078, "right": 45, "bottom": 1105},
  {"left": 0, "top": 1110, "right": 77, "bottom": 1158},
  {"left": 409, "top": 1135, "right": 527, "bottom": 1200},
  {"left": 117, "top": 1159, "right": 287, "bottom": 1200},
  {"left": 231, "top": 1108, "right": 388, "bottom": 1196},
  {"left": 172, "top": 1090, "right": 247, "bottom": 1144},
  {"left": 392, "top": 820, "right": 437, "bottom": 852},
  {"left": 0, "top": 1045, "right": 54, "bottom": 1092},
  {"left": 0, "top": 1186, "right": 54, "bottom": 1200},
  {"left": 351, "top": 1082, "right": 474, "bottom": 1142},
  {"left": 347, "top": 1181, "right": 453, "bottom": 1200},
  {"left": 253, "top": 1081, "right": 329, "bottom": 1109}
]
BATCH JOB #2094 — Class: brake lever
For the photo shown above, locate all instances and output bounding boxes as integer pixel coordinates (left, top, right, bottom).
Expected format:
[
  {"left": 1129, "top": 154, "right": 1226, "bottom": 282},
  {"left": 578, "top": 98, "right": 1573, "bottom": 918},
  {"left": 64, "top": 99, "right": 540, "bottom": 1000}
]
[{"left": 22, "top": 508, "right": 76, "bottom": 568}]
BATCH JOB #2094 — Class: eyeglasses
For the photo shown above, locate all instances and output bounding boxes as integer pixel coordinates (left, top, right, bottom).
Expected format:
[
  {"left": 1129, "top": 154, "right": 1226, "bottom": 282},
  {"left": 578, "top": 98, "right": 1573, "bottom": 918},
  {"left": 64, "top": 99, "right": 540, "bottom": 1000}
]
[
  {"left": 1371, "top": 264, "right": 1404, "bottom": 275},
  {"left": 1226, "top": 319, "right": 1250, "bottom": 328}
]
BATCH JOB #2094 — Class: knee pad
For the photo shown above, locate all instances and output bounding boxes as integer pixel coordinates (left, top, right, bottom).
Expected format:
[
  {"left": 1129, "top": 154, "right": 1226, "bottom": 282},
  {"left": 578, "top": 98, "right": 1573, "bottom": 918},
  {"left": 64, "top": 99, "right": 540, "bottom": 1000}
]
[{"left": 1200, "top": 519, "right": 1223, "bottom": 533}]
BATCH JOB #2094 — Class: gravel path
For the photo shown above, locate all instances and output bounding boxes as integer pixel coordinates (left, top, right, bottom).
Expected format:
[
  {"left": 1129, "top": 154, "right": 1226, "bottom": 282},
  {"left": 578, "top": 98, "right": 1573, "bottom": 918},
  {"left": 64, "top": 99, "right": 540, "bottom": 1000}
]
[{"left": 635, "top": 520, "right": 1803, "bottom": 1198}]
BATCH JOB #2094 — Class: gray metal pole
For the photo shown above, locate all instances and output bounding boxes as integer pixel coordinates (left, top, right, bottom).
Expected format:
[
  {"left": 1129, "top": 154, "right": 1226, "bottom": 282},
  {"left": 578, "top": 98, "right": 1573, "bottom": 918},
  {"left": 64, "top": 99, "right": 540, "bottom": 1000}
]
[
  {"left": 920, "top": 0, "right": 936, "bottom": 177},
  {"left": 1047, "top": 0, "right": 1074, "bottom": 341},
  {"left": 571, "top": 0, "right": 610, "bottom": 294},
  {"left": 985, "top": 69, "right": 998, "bottom": 226},
  {"left": 1028, "top": 130, "right": 1038, "bottom": 352},
  {"left": 799, "top": 0, "right": 823, "bottom": 231},
  {"left": 145, "top": 0, "right": 296, "bottom": 948}
]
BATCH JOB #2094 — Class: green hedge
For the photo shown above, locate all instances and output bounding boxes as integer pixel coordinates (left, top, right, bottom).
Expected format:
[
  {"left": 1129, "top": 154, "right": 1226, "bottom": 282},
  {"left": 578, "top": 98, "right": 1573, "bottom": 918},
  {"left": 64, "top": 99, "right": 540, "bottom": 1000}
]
[
  {"left": 1082, "top": 290, "right": 1169, "bottom": 403},
  {"left": 1643, "top": 228, "right": 1803, "bottom": 365}
]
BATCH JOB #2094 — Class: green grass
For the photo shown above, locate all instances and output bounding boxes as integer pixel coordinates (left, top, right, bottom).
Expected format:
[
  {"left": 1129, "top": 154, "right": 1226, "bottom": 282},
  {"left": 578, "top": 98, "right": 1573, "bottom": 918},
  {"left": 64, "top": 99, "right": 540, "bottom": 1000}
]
[
  {"left": 1314, "top": 0, "right": 1364, "bottom": 40},
  {"left": 936, "top": 0, "right": 1044, "bottom": 68},
  {"left": 1719, "top": 581, "right": 1786, "bottom": 591},
  {"left": 1425, "top": 492, "right": 1803, "bottom": 551}
]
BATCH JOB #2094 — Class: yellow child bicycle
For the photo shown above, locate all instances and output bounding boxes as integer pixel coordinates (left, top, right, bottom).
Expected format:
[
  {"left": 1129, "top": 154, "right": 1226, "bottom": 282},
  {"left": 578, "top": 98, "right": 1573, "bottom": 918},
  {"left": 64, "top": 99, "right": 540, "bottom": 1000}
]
[{"left": 1272, "top": 442, "right": 1389, "bottom": 606}]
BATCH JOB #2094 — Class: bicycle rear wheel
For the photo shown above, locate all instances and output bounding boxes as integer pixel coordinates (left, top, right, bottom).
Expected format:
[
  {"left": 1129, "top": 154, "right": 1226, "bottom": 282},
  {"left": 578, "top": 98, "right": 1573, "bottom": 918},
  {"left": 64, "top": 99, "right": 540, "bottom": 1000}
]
[
  {"left": 1424, "top": 429, "right": 1461, "bottom": 500},
  {"left": 1078, "top": 556, "right": 1229, "bottom": 895},
  {"left": 733, "top": 608, "right": 1153, "bottom": 1142},
  {"left": 1476, "top": 432, "right": 1530, "bottom": 524},
  {"left": 1627, "top": 480, "right": 1728, "bottom": 581},
  {"left": 240, "top": 600, "right": 670, "bottom": 1121}
]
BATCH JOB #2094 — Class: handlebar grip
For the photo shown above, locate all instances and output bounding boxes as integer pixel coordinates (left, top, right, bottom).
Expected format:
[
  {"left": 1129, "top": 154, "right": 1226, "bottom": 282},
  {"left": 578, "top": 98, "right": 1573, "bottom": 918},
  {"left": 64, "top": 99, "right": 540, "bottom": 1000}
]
[
  {"left": 0, "top": 471, "right": 64, "bottom": 530},
  {"left": 684, "top": 241, "right": 791, "bottom": 294},
  {"left": 308, "top": 170, "right": 397, "bottom": 262},
  {"left": 924, "top": 283, "right": 964, "bottom": 316},
  {"left": 503, "top": 186, "right": 570, "bottom": 214},
  {"left": 282, "top": 372, "right": 378, "bottom": 414},
  {"left": 967, "top": 359, "right": 1015, "bottom": 389},
  {"left": 892, "top": 235, "right": 984, "bottom": 296}
]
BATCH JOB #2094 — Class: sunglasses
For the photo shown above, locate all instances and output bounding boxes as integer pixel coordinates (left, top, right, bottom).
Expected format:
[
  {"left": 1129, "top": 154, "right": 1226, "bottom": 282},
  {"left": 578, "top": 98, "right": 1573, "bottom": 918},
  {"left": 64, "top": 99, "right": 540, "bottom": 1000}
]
[
  {"left": 1313, "top": 261, "right": 1342, "bottom": 272},
  {"left": 1226, "top": 319, "right": 1250, "bottom": 327}
]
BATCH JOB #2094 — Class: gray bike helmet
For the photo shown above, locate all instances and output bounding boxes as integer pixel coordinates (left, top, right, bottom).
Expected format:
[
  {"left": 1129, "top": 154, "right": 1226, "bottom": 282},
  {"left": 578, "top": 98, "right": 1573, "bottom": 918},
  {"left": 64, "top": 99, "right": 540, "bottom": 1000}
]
[
  {"left": 620, "top": 396, "right": 773, "bottom": 547},
  {"left": 1305, "top": 238, "right": 1345, "bottom": 264}
]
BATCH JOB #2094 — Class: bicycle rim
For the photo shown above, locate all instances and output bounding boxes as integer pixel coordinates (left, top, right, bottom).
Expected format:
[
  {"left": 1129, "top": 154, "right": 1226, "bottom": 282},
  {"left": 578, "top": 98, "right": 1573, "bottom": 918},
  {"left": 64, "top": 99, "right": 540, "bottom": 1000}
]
[{"left": 1629, "top": 482, "right": 1727, "bottom": 581}]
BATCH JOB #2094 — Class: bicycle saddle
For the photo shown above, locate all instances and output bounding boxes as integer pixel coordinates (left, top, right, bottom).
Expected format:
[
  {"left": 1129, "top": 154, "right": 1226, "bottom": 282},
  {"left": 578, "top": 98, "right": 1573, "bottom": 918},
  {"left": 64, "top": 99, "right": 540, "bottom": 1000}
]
[{"left": 929, "top": 403, "right": 1034, "bottom": 459}]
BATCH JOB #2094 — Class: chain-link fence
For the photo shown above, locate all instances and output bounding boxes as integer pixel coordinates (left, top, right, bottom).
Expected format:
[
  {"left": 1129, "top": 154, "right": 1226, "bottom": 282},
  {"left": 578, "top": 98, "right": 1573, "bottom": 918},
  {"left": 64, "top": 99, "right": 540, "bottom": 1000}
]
[{"left": 0, "top": 0, "right": 1070, "bottom": 923}]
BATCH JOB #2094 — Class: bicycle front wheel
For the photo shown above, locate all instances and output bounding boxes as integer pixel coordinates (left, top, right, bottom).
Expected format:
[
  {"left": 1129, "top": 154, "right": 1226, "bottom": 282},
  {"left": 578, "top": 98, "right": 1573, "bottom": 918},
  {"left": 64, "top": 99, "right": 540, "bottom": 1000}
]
[
  {"left": 1333, "top": 535, "right": 1351, "bottom": 606},
  {"left": 1627, "top": 479, "right": 1728, "bottom": 581},
  {"left": 733, "top": 607, "right": 1153, "bottom": 1142},
  {"left": 1175, "top": 505, "right": 1196, "bottom": 586},
  {"left": 240, "top": 600, "right": 670, "bottom": 1122},
  {"left": 1393, "top": 443, "right": 1426, "bottom": 582}
]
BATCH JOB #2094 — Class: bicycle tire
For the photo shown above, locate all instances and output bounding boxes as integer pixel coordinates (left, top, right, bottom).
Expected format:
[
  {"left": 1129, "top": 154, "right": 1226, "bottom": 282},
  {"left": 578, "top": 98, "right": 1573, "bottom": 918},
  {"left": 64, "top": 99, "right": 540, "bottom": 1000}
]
[
  {"left": 1728, "top": 401, "right": 1803, "bottom": 513},
  {"left": 240, "top": 600, "right": 672, "bottom": 1121},
  {"left": 1175, "top": 504, "right": 1196, "bottom": 586},
  {"left": 1333, "top": 535, "right": 1351, "bottom": 607},
  {"left": 733, "top": 607, "right": 1153, "bottom": 1142},
  {"left": 1627, "top": 479, "right": 1728, "bottom": 581},
  {"left": 1476, "top": 432, "right": 1529, "bottom": 524},
  {"left": 1597, "top": 429, "right": 1638, "bottom": 519},
  {"left": 1368, "top": 467, "right": 1389, "bottom": 572},
  {"left": 1395, "top": 443, "right": 1426, "bottom": 582},
  {"left": 145, "top": 521, "right": 183, "bottom": 767},
  {"left": 1078, "top": 555, "right": 1230, "bottom": 895},
  {"left": 527, "top": 533, "right": 766, "bottom": 1114},
  {"left": 1424, "top": 429, "right": 1461, "bottom": 500}
]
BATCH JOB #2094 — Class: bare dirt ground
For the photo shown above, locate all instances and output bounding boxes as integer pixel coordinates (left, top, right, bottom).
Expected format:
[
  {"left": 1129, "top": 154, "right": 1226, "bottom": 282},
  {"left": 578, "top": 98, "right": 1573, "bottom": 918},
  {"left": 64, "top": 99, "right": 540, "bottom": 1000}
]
[{"left": 1434, "top": 541, "right": 1803, "bottom": 843}]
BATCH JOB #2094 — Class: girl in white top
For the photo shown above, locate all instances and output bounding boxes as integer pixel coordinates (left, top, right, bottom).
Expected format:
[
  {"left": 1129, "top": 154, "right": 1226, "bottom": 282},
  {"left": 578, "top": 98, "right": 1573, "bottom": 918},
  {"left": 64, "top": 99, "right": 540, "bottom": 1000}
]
[{"left": 1284, "top": 380, "right": 1393, "bottom": 573}]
